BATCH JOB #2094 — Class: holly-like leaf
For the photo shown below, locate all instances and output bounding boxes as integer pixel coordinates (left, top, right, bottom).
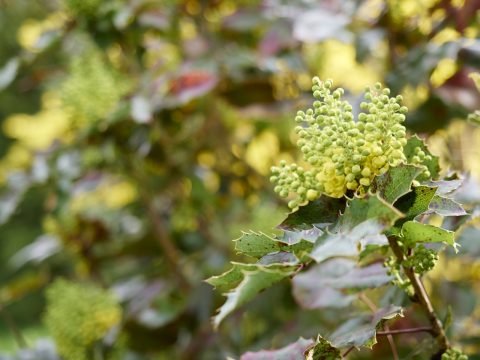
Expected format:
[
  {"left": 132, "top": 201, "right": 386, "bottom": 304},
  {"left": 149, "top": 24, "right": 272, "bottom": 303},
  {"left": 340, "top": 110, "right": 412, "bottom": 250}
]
[
  {"left": 427, "top": 195, "right": 467, "bottom": 217},
  {"left": 424, "top": 179, "right": 463, "bottom": 196},
  {"left": 278, "top": 196, "right": 346, "bottom": 231},
  {"left": 329, "top": 305, "right": 403, "bottom": 349},
  {"left": 240, "top": 337, "right": 315, "bottom": 360},
  {"left": 394, "top": 186, "right": 437, "bottom": 222},
  {"left": 401, "top": 221, "right": 456, "bottom": 248},
  {"left": 403, "top": 135, "right": 440, "bottom": 180},
  {"left": 310, "top": 219, "right": 389, "bottom": 263},
  {"left": 279, "top": 227, "right": 323, "bottom": 245},
  {"left": 209, "top": 263, "right": 297, "bottom": 328},
  {"left": 336, "top": 193, "right": 403, "bottom": 232},
  {"left": 258, "top": 251, "right": 298, "bottom": 265},
  {"left": 234, "top": 231, "right": 281, "bottom": 258},
  {"left": 371, "top": 164, "right": 422, "bottom": 203},
  {"left": 305, "top": 336, "right": 341, "bottom": 360},
  {"left": 292, "top": 259, "right": 392, "bottom": 310}
]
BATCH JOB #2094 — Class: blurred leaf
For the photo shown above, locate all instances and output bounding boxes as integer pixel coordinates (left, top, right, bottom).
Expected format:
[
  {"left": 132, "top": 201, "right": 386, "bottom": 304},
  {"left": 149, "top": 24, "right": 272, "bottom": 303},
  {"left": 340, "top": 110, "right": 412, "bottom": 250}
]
[
  {"left": 424, "top": 179, "right": 463, "bottom": 196},
  {"left": 329, "top": 306, "right": 403, "bottom": 349},
  {"left": 131, "top": 95, "right": 152, "bottom": 124},
  {"left": 292, "top": 259, "right": 392, "bottom": 310},
  {"left": 9, "top": 234, "right": 60, "bottom": 269},
  {"left": 293, "top": 9, "right": 351, "bottom": 43},
  {"left": 0, "top": 58, "right": 19, "bottom": 90},
  {"left": 240, "top": 337, "right": 314, "bottom": 360}
]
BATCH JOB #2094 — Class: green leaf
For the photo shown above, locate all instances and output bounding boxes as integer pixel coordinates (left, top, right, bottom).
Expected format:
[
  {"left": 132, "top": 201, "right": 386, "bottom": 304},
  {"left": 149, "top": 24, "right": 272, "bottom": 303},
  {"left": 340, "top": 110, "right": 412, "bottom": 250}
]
[
  {"left": 278, "top": 196, "right": 346, "bottom": 231},
  {"left": 279, "top": 227, "right": 323, "bottom": 245},
  {"left": 241, "top": 337, "right": 315, "bottom": 360},
  {"left": 403, "top": 135, "right": 440, "bottom": 180},
  {"left": 210, "top": 263, "right": 297, "bottom": 328},
  {"left": 371, "top": 164, "right": 422, "bottom": 203},
  {"left": 234, "top": 231, "right": 281, "bottom": 258},
  {"left": 206, "top": 263, "right": 252, "bottom": 293},
  {"left": 305, "top": 336, "right": 341, "bottom": 360},
  {"left": 336, "top": 193, "right": 403, "bottom": 231},
  {"left": 310, "top": 219, "right": 389, "bottom": 263},
  {"left": 329, "top": 305, "right": 403, "bottom": 349},
  {"left": 427, "top": 195, "right": 467, "bottom": 217},
  {"left": 310, "top": 194, "right": 402, "bottom": 263},
  {"left": 292, "top": 259, "right": 392, "bottom": 309},
  {"left": 401, "top": 221, "right": 455, "bottom": 247},
  {"left": 423, "top": 179, "right": 463, "bottom": 196},
  {"left": 394, "top": 186, "right": 437, "bottom": 222}
]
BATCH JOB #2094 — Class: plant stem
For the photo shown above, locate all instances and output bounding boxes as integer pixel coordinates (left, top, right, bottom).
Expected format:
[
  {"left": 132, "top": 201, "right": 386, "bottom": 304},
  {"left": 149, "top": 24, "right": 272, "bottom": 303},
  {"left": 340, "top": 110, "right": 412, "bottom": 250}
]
[
  {"left": 0, "top": 302, "right": 27, "bottom": 349},
  {"left": 359, "top": 293, "right": 398, "bottom": 360},
  {"left": 342, "top": 346, "right": 355, "bottom": 358},
  {"left": 377, "top": 326, "right": 434, "bottom": 336},
  {"left": 147, "top": 202, "right": 190, "bottom": 290},
  {"left": 388, "top": 237, "right": 450, "bottom": 353}
]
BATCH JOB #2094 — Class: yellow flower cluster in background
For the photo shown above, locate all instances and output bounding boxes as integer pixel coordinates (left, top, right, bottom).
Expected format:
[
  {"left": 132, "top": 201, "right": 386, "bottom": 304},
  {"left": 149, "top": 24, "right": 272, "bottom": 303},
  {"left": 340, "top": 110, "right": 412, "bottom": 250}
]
[{"left": 44, "top": 279, "right": 122, "bottom": 360}]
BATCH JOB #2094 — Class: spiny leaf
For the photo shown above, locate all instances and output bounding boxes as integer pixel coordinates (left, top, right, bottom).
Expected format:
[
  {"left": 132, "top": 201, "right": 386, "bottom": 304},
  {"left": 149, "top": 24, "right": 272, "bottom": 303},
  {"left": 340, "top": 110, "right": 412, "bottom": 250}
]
[
  {"left": 278, "top": 196, "right": 346, "bottom": 231},
  {"left": 371, "top": 164, "right": 422, "bottom": 204},
  {"left": 310, "top": 219, "right": 389, "bottom": 263},
  {"left": 394, "top": 186, "right": 437, "bottom": 222},
  {"left": 234, "top": 231, "right": 281, "bottom": 258},
  {"left": 305, "top": 336, "right": 341, "bottom": 360},
  {"left": 292, "top": 259, "right": 392, "bottom": 310},
  {"left": 336, "top": 193, "right": 403, "bottom": 232},
  {"left": 403, "top": 135, "right": 440, "bottom": 180},
  {"left": 240, "top": 337, "right": 315, "bottom": 360},
  {"left": 402, "top": 221, "right": 456, "bottom": 248},
  {"left": 424, "top": 179, "right": 463, "bottom": 196},
  {"left": 210, "top": 263, "right": 297, "bottom": 328},
  {"left": 329, "top": 305, "right": 403, "bottom": 349},
  {"left": 278, "top": 227, "right": 323, "bottom": 245},
  {"left": 427, "top": 195, "right": 467, "bottom": 217}
]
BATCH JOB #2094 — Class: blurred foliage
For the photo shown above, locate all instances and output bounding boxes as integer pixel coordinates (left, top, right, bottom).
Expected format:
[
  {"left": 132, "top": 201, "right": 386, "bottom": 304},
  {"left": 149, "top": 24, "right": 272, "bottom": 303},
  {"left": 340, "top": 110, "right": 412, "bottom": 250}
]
[{"left": 0, "top": 0, "right": 479, "bottom": 359}]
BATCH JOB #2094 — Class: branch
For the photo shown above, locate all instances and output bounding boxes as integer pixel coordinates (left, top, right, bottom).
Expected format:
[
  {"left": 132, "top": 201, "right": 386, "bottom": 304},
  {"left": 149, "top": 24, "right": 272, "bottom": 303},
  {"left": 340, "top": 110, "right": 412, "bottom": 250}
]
[
  {"left": 147, "top": 202, "right": 190, "bottom": 290},
  {"left": 377, "top": 326, "right": 434, "bottom": 336},
  {"left": 388, "top": 237, "right": 450, "bottom": 353}
]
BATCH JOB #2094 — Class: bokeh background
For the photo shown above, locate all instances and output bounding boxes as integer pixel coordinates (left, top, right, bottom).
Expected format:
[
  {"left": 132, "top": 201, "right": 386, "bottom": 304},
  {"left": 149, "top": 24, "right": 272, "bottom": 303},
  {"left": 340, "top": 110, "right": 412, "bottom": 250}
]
[{"left": 1, "top": 0, "right": 480, "bottom": 359}]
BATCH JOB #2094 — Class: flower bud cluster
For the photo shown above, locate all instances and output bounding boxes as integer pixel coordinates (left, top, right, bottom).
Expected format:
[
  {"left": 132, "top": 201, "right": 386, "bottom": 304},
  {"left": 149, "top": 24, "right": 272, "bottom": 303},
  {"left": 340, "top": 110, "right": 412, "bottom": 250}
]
[
  {"left": 271, "top": 78, "right": 408, "bottom": 209},
  {"left": 44, "top": 279, "right": 122, "bottom": 360},
  {"left": 410, "top": 146, "right": 432, "bottom": 179},
  {"left": 403, "top": 245, "right": 438, "bottom": 275},
  {"left": 441, "top": 348, "right": 468, "bottom": 360},
  {"left": 385, "top": 255, "right": 413, "bottom": 296}
]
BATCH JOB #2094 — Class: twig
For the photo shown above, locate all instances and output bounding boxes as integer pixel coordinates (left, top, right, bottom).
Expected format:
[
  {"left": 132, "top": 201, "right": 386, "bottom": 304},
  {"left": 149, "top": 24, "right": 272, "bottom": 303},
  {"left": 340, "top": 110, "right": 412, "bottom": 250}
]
[
  {"left": 388, "top": 237, "right": 450, "bottom": 353},
  {"left": 147, "top": 202, "right": 190, "bottom": 290},
  {"left": 0, "top": 301, "right": 27, "bottom": 349},
  {"left": 377, "top": 326, "right": 434, "bottom": 336},
  {"left": 342, "top": 346, "right": 355, "bottom": 358},
  {"left": 359, "top": 293, "right": 398, "bottom": 360}
]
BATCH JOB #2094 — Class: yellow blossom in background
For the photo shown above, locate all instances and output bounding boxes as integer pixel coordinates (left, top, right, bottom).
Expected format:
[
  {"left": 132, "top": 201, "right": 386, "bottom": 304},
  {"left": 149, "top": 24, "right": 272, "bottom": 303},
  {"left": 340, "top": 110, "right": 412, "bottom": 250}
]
[
  {"left": 304, "top": 40, "right": 382, "bottom": 93},
  {"left": 44, "top": 279, "right": 122, "bottom": 360},
  {"left": 17, "top": 12, "right": 66, "bottom": 52},
  {"left": 245, "top": 130, "right": 280, "bottom": 175},
  {"left": 69, "top": 179, "right": 138, "bottom": 212},
  {"left": 3, "top": 92, "right": 70, "bottom": 151},
  {"left": 430, "top": 58, "right": 458, "bottom": 88}
]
